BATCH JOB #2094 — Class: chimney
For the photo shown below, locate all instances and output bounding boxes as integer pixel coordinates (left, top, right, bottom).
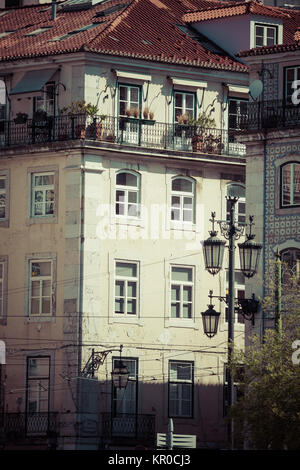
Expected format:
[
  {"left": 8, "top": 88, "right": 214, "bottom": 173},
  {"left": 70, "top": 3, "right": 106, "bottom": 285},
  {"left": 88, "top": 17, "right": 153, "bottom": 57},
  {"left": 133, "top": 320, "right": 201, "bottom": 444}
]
[{"left": 51, "top": 0, "right": 57, "bottom": 21}]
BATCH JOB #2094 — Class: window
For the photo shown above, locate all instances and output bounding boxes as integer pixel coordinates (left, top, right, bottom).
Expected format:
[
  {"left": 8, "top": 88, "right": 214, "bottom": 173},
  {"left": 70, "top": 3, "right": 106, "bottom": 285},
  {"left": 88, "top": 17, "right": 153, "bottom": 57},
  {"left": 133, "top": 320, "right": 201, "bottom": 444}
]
[
  {"left": 0, "top": 175, "right": 6, "bottom": 221},
  {"left": 115, "top": 261, "right": 138, "bottom": 316},
  {"left": 169, "top": 361, "right": 193, "bottom": 418},
  {"left": 171, "top": 177, "right": 195, "bottom": 224},
  {"left": 34, "top": 82, "right": 55, "bottom": 116},
  {"left": 118, "top": 85, "right": 140, "bottom": 117},
  {"left": 254, "top": 24, "right": 277, "bottom": 48},
  {"left": 174, "top": 92, "right": 195, "bottom": 122},
  {"left": 281, "top": 162, "right": 300, "bottom": 207},
  {"left": 31, "top": 172, "right": 55, "bottom": 217},
  {"left": 228, "top": 98, "right": 248, "bottom": 132},
  {"left": 281, "top": 248, "right": 300, "bottom": 283},
  {"left": 26, "top": 357, "right": 50, "bottom": 415},
  {"left": 115, "top": 171, "right": 140, "bottom": 218},
  {"left": 171, "top": 266, "right": 193, "bottom": 319},
  {"left": 29, "top": 260, "right": 53, "bottom": 316},
  {"left": 285, "top": 66, "right": 300, "bottom": 104},
  {"left": 0, "top": 257, "right": 7, "bottom": 323},
  {"left": 226, "top": 183, "right": 246, "bottom": 224}
]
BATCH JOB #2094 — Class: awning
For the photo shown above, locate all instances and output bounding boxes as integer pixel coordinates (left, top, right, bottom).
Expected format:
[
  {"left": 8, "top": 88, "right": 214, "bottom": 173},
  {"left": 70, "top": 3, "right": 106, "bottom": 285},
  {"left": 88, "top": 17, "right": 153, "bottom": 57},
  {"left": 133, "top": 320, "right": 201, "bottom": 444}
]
[
  {"left": 113, "top": 69, "right": 152, "bottom": 82},
  {"left": 9, "top": 68, "right": 57, "bottom": 95},
  {"left": 169, "top": 76, "right": 207, "bottom": 88},
  {"left": 226, "top": 84, "right": 249, "bottom": 96}
]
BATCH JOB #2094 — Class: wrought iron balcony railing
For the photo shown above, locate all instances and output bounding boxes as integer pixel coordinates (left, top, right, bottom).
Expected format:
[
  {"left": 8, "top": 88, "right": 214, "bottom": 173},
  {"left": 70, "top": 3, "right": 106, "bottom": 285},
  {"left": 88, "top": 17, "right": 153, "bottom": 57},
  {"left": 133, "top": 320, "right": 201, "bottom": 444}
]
[
  {"left": 239, "top": 99, "right": 300, "bottom": 131},
  {"left": 1, "top": 412, "right": 59, "bottom": 438},
  {"left": 101, "top": 412, "right": 155, "bottom": 442},
  {"left": 0, "top": 114, "right": 246, "bottom": 157}
]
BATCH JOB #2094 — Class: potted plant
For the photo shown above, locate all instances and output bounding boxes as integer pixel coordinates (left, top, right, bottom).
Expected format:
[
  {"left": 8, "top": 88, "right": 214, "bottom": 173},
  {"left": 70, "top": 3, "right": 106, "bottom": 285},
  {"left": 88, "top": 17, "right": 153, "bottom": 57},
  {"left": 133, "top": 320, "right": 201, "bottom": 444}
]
[
  {"left": 132, "top": 107, "right": 140, "bottom": 119},
  {"left": 14, "top": 112, "right": 28, "bottom": 125},
  {"left": 33, "top": 109, "right": 49, "bottom": 123},
  {"left": 60, "top": 101, "right": 99, "bottom": 138},
  {"left": 189, "top": 112, "right": 217, "bottom": 152},
  {"left": 143, "top": 107, "right": 149, "bottom": 119}
]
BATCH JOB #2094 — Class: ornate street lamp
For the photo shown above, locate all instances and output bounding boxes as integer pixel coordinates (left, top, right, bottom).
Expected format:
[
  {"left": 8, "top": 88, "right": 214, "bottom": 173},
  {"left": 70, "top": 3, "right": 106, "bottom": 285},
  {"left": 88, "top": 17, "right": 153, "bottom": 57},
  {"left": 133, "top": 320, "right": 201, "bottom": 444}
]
[
  {"left": 238, "top": 216, "right": 262, "bottom": 278},
  {"left": 111, "top": 346, "right": 129, "bottom": 390},
  {"left": 202, "top": 212, "right": 226, "bottom": 275},
  {"left": 202, "top": 196, "right": 262, "bottom": 448},
  {"left": 201, "top": 290, "right": 221, "bottom": 338}
]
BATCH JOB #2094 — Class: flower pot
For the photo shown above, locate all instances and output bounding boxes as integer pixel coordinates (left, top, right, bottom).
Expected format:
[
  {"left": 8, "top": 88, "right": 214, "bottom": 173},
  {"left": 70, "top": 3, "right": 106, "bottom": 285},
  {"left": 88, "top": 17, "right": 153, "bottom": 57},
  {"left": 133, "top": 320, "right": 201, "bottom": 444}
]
[{"left": 192, "top": 135, "right": 203, "bottom": 152}]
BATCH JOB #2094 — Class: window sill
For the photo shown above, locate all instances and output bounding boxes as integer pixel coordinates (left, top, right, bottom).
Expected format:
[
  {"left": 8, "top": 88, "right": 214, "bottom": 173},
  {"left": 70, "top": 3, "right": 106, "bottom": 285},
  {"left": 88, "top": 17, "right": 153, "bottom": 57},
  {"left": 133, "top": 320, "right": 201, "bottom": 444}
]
[
  {"left": 165, "top": 318, "right": 198, "bottom": 329},
  {"left": 170, "top": 222, "right": 196, "bottom": 232},
  {"left": 112, "top": 216, "right": 144, "bottom": 227},
  {"left": 275, "top": 206, "right": 300, "bottom": 217},
  {"left": 109, "top": 315, "right": 144, "bottom": 326},
  {"left": 26, "top": 315, "right": 56, "bottom": 323},
  {"left": 27, "top": 215, "right": 57, "bottom": 225}
]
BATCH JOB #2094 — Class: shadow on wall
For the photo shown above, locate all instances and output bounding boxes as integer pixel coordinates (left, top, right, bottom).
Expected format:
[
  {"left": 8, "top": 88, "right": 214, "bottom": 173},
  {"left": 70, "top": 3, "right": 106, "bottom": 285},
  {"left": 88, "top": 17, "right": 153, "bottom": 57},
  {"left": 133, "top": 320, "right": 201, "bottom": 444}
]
[{"left": 72, "top": 378, "right": 230, "bottom": 450}]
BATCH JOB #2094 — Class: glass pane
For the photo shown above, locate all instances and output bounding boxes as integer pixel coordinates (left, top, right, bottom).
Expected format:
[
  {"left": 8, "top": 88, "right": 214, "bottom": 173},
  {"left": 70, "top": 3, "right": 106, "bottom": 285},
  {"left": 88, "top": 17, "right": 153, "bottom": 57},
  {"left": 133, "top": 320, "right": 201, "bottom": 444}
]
[
  {"left": 183, "top": 209, "right": 192, "bottom": 222},
  {"left": 182, "top": 303, "right": 192, "bottom": 318},
  {"left": 127, "top": 299, "right": 136, "bottom": 314},
  {"left": 127, "top": 281, "right": 136, "bottom": 298},
  {"left": 130, "top": 87, "right": 139, "bottom": 104},
  {"left": 42, "top": 299, "right": 51, "bottom": 314},
  {"left": 115, "top": 202, "right": 125, "bottom": 215},
  {"left": 171, "top": 195, "right": 180, "bottom": 207},
  {"left": 171, "top": 285, "right": 180, "bottom": 301},
  {"left": 34, "top": 190, "right": 44, "bottom": 202},
  {"left": 128, "top": 191, "right": 137, "bottom": 203},
  {"left": 172, "top": 178, "right": 193, "bottom": 193},
  {"left": 183, "top": 286, "right": 191, "bottom": 302},
  {"left": 116, "top": 190, "right": 125, "bottom": 202},
  {"left": 175, "top": 93, "right": 183, "bottom": 108},
  {"left": 128, "top": 204, "right": 138, "bottom": 217},
  {"left": 42, "top": 280, "right": 51, "bottom": 296},
  {"left": 116, "top": 172, "right": 138, "bottom": 187},
  {"left": 46, "top": 189, "right": 54, "bottom": 201},
  {"left": 39, "top": 262, "right": 51, "bottom": 276},
  {"left": 293, "top": 164, "right": 300, "bottom": 204},
  {"left": 115, "top": 280, "right": 124, "bottom": 297},
  {"left": 115, "top": 298, "right": 124, "bottom": 313},
  {"left": 0, "top": 178, "right": 5, "bottom": 189},
  {"left": 0, "top": 194, "right": 5, "bottom": 218},
  {"left": 31, "top": 299, "right": 40, "bottom": 315},
  {"left": 171, "top": 303, "right": 180, "bottom": 318},
  {"left": 185, "top": 94, "right": 194, "bottom": 110},
  {"left": 282, "top": 164, "right": 291, "bottom": 205},
  {"left": 116, "top": 262, "right": 137, "bottom": 278},
  {"left": 42, "top": 174, "right": 54, "bottom": 185},
  {"left": 172, "top": 267, "right": 192, "bottom": 282},
  {"left": 119, "top": 86, "right": 127, "bottom": 101}
]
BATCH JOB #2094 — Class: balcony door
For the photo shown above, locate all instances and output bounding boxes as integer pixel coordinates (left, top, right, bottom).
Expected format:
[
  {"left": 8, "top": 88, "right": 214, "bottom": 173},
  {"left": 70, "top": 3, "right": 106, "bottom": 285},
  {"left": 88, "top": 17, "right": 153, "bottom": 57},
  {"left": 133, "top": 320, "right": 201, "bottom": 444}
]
[
  {"left": 118, "top": 85, "right": 141, "bottom": 145},
  {"left": 112, "top": 358, "right": 138, "bottom": 436},
  {"left": 26, "top": 356, "right": 50, "bottom": 436}
]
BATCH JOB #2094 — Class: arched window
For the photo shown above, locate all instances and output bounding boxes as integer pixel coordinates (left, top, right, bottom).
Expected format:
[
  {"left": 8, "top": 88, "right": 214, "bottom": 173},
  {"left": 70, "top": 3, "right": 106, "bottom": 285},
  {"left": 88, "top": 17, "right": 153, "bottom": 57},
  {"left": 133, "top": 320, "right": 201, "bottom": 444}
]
[
  {"left": 115, "top": 171, "right": 140, "bottom": 218},
  {"left": 281, "top": 162, "right": 300, "bottom": 207},
  {"left": 171, "top": 177, "right": 195, "bottom": 223},
  {"left": 226, "top": 183, "right": 246, "bottom": 224}
]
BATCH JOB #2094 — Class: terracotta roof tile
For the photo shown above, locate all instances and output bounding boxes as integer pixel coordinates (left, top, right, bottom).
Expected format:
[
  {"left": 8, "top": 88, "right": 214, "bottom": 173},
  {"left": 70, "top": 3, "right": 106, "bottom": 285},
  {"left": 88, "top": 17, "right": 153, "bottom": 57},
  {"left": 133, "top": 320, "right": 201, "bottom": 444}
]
[
  {"left": 183, "top": 0, "right": 290, "bottom": 23},
  {"left": 0, "top": 0, "right": 247, "bottom": 71}
]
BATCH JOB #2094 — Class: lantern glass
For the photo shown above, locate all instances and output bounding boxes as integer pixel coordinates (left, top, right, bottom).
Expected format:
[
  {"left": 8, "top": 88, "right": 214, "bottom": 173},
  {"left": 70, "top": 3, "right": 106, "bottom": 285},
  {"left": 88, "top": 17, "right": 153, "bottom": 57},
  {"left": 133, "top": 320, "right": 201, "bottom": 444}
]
[
  {"left": 239, "top": 239, "right": 262, "bottom": 278},
  {"left": 201, "top": 305, "right": 220, "bottom": 338},
  {"left": 112, "top": 361, "right": 129, "bottom": 389},
  {"left": 203, "top": 236, "right": 226, "bottom": 275}
]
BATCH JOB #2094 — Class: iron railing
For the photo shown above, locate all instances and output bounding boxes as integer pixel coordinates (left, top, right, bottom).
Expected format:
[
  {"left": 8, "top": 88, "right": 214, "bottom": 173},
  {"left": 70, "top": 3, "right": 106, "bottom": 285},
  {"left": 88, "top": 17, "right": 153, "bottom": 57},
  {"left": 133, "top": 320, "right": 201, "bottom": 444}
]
[
  {"left": 240, "top": 99, "right": 300, "bottom": 131},
  {"left": 1, "top": 412, "right": 59, "bottom": 438},
  {"left": 101, "top": 412, "right": 155, "bottom": 442},
  {"left": 0, "top": 114, "right": 246, "bottom": 156}
]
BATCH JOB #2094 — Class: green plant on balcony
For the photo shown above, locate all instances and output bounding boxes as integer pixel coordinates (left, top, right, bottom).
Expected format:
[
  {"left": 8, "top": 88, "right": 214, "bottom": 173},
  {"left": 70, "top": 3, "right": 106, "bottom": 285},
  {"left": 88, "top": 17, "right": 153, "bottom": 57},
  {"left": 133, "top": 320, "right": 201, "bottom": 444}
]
[
  {"left": 13, "top": 112, "right": 28, "bottom": 125},
  {"left": 59, "top": 101, "right": 105, "bottom": 139},
  {"left": 188, "top": 112, "right": 217, "bottom": 152}
]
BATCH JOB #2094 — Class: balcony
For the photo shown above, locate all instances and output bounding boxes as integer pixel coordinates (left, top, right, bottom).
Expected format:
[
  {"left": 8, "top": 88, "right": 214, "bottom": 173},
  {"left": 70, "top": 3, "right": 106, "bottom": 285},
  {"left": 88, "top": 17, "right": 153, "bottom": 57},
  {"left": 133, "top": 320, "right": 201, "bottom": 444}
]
[
  {"left": 240, "top": 99, "right": 300, "bottom": 131},
  {"left": 1, "top": 412, "right": 59, "bottom": 441},
  {"left": 0, "top": 114, "right": 246, "bottom": 157},
  {"left": 101, "top": 412, "right": 156, "bottom": 447}
]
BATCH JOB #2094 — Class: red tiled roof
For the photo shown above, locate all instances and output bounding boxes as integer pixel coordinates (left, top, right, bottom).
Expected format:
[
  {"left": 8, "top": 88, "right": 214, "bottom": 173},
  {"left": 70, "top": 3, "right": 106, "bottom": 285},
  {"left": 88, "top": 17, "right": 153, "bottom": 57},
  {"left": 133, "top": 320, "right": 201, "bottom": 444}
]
[
  {"left": 183, "top": 0, "right": 290, "bottom": 23},
  {"left": 0, "top": 0, "right": 247, "bottom": 71}
]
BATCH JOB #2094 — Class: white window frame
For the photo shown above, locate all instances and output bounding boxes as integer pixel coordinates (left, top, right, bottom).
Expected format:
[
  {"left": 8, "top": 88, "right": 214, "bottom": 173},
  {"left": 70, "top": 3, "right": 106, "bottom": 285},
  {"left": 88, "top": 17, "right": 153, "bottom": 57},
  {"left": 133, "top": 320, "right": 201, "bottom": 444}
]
[
  {"left": 26, "top": 356, "right": 50, "bottom": 415},
  {"left": 115, "top": 170, "right": 140, "bottom": 219},
  {"left": 171, "top": 177, "right": 195, "bottom": 225},
  {"left": 254, "top": 23, "right": 278, "bottom": 48},
  {"left": 174, "top": 91, "right": 195, "bottom": 122},
  {"left": 29, "top": 259, "right": 53, "bottom": 317},
  {"left": 114, "top": 260, "right": 139, "bottom": 317},
  {"left": 225, "top": 271, "right": 245, "bottom": 325},
  {"left": 31, "top": 172, "right": 55, "bottom": 218},
  {"left": 34, "top": 82, "right": 55, "bottom": 117},
  {"left": 170, "top": 265, "right": 194, "bottom": 320},
  {"left": 226, "top": 183, "right": 246, "bottom": 225},
  {"left": 168, "top": 360, "right": 194, "bottom": 418}
]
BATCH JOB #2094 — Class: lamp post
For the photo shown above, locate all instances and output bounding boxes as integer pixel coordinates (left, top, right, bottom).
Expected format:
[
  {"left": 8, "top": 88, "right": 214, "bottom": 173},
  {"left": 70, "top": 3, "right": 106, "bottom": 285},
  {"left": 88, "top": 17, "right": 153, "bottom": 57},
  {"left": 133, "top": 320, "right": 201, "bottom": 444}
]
[{"left": 202, "top": 197, "right": 262, "bottom": 447}]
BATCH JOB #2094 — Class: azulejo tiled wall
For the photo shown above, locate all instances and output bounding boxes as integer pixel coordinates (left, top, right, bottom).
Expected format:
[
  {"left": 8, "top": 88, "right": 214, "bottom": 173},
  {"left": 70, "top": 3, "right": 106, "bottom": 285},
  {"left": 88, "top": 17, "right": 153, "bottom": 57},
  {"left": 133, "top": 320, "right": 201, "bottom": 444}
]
[
  {"left": 262, "top": 63, "right": 279, "bottom": 102},
  {"left": 264, "top": 140, "right": 300, "bottom": 274}
]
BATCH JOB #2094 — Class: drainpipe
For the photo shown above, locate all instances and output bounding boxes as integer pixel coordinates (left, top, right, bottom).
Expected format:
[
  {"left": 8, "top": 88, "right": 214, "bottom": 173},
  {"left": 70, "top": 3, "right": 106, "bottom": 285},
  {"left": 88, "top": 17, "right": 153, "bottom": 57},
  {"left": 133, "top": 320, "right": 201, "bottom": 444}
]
[{"left": 51, "top": 0, "right": 57, "bottom": 21}]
